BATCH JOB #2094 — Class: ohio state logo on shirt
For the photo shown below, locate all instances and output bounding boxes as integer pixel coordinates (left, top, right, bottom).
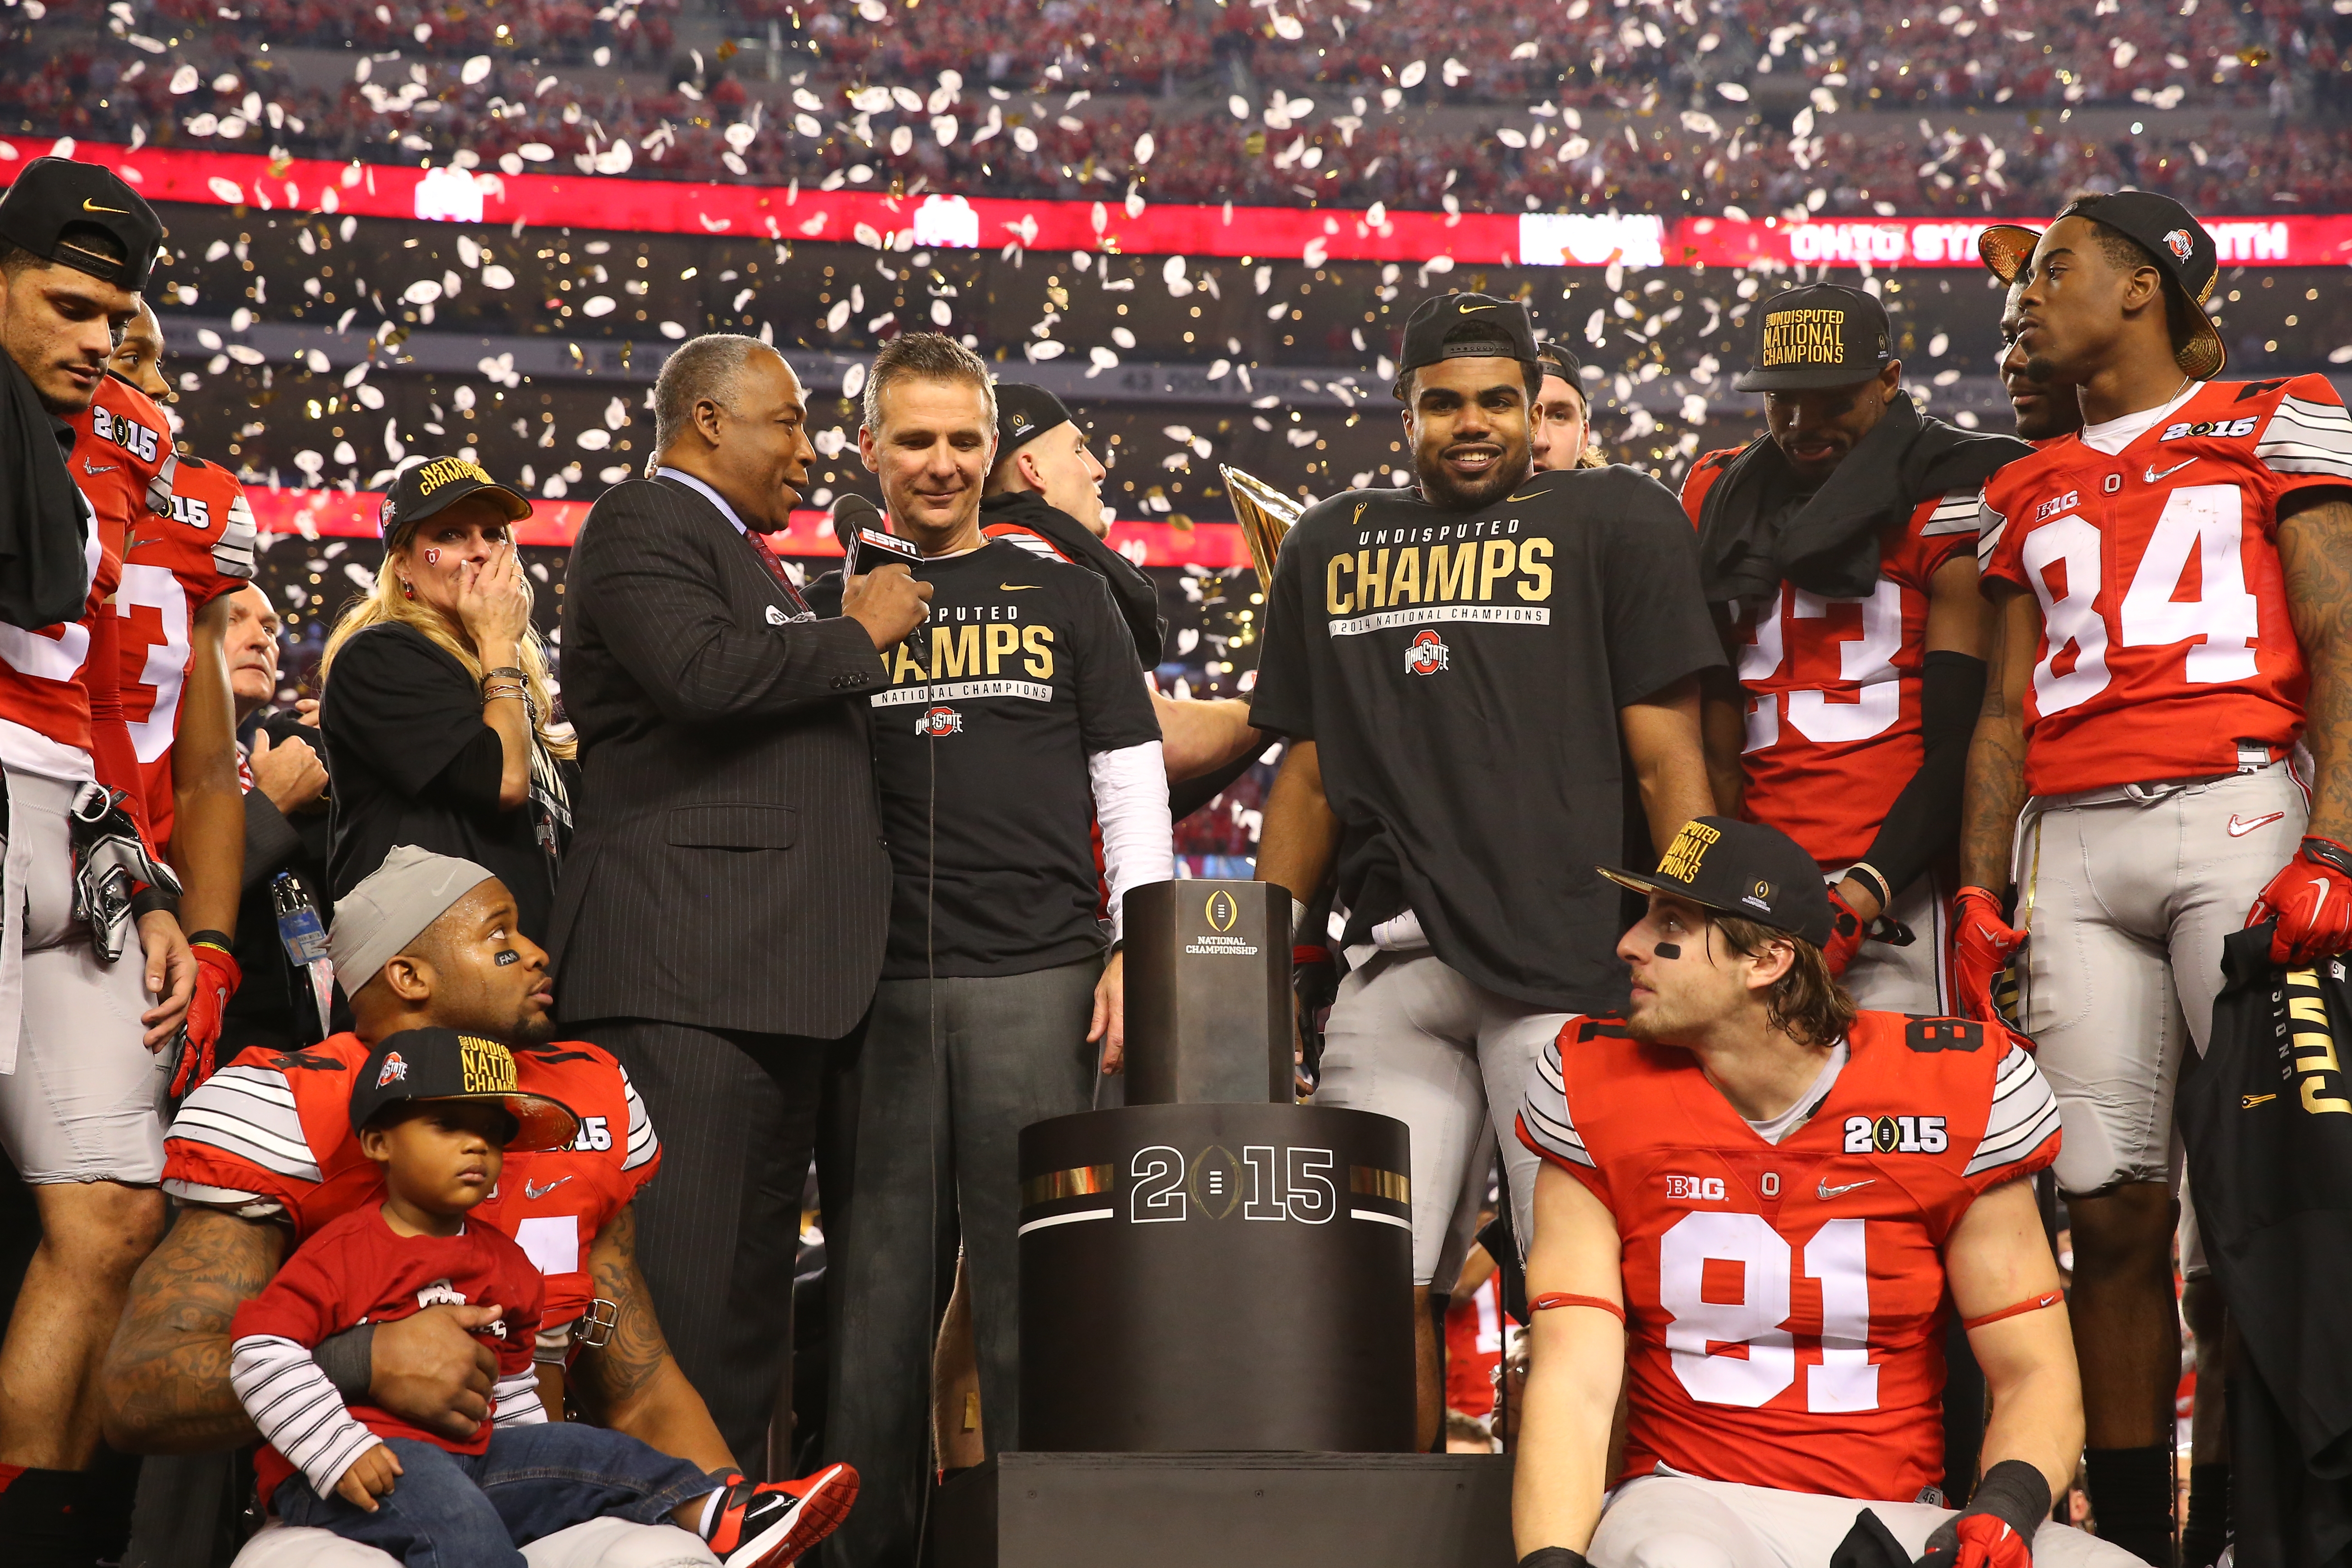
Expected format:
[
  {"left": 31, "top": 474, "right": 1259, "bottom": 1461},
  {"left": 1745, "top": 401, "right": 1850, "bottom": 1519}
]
[
  {"left": 916, "top": 706, "right": 964, "bottom": 736},
  {"left": 1404, "top": 629, "right": 1450, "bottom": 676}
]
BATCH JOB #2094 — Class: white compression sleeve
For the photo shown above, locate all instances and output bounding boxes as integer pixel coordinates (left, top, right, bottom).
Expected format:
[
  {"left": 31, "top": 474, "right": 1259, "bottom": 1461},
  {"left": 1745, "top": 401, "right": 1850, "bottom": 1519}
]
[
  {"left": 230, "top": 1333, "right": 384, "bottom": 1498},
  {"left": 1088, "top": 740, "right": 1174, "bottom": 943}
]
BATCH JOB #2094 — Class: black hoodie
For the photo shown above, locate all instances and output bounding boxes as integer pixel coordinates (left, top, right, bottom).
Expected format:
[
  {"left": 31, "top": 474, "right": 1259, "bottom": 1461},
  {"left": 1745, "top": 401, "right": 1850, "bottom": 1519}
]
[{"left": 979, "top": 490, "right": 1166, "bottom": 666}]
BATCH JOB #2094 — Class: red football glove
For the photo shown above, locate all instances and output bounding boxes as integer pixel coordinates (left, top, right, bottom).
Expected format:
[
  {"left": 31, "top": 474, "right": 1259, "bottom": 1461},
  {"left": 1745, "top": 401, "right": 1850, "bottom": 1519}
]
[
  {"left": 172, "top": 944, "right": 241, "bottom": 1098},
  {"left": 1913, "top": 1513, "right": 2034, "bottom": 1568},
  {"left": 1823, "top": 886, "right": 1868, "bottom": 976},
  {"left": 2248, "top": 835, "right": 2352, "bottom": 967},
  {"left": 1950, "top": 885, "right": 2026, "bottom": 1025}
]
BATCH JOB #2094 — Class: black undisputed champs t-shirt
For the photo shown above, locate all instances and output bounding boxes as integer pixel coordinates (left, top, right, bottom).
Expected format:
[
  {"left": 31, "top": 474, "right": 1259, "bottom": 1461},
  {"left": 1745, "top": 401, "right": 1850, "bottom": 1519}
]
[
  {"left": 811, "top": 539, "right": 1160, "bottom": 979},
  {"left": 1250, "top": 466, "right": 1724, "bottom": 1014}
]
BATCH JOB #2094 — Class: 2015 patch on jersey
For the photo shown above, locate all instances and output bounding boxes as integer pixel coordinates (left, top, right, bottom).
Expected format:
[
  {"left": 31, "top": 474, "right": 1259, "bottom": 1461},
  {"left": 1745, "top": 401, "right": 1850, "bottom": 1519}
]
[{"left": 1842, "top": 1114, "right": 1951, "bottom": 1154}]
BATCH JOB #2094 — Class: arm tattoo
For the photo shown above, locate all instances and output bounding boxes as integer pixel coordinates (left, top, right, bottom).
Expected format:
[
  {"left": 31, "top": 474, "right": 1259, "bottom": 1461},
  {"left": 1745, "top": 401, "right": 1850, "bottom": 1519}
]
[
  {"left": 1957, "top": 591, "right": 2032, "bottom": 892},
  {"left": 2279, "top": 497, "right": 2352, "bottom": 843},
  {"left": 101, "top": 1207, "right": 282, "bottom": 1453},
  {"left": 572, "top": 1202, "right": 675, "bottom": 1420}
]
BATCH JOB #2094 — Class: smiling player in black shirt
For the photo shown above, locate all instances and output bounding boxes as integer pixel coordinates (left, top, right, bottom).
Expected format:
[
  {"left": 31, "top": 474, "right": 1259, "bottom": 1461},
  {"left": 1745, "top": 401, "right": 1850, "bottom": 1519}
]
[
  {"left": 1251, "top": 292, "right": 1724, "bottom": 1449},
  {"left": 807, "top": 335, "right": 1171, "bottom": 1568}
]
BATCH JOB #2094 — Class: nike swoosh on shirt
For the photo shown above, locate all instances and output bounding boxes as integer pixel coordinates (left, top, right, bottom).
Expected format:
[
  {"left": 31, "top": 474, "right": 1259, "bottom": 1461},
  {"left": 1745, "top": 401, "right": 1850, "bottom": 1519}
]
[
  {"left": 2228, "top": 812, "right": 2287, "bottom": 837},
  {"left": 2145, "top": 458, "right": 2198, "bottom": 483},
  {"left": 83, "top": 459, "right": 117, "bottom": 474},
  {"left": 1506, "top": 490, "right": 1547, "bottom": 502},
  {"left": 1000, "top": 583, "right": 1040, "bottom": 591},
  {"left": 524, "top": 1176, "right": 573, "bottom": 1200},
  {"left": 1817, "top": 1178, "right": 1875, "bottom": 1200}
]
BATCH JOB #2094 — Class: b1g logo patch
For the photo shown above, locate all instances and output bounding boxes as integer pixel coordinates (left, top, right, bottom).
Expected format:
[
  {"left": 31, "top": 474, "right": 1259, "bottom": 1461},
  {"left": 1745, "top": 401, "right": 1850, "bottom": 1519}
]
[
  {"left": 1664, "top": 1174, "right": 1726, "bottom": 1201},
  {"left": 1404, "top": 628, "right": 1449, "bottom": 675},
  {"left": 916, "top": 706, "right": 963, "bottom": 736},
  {"left": 1843, "top": 1114, "right": 1949, "bottom": 1154}
]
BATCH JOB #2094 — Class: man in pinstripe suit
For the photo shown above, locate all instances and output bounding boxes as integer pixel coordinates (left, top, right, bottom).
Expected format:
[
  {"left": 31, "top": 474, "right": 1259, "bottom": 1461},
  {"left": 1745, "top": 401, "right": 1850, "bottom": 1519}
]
[{"left": 549, "top": 334, "right": 929, "bottom": 1466}]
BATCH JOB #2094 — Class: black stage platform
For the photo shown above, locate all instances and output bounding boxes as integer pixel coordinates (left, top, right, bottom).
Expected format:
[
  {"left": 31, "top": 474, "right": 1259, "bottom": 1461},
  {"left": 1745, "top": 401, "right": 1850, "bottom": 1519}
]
[{"left": 928, "top": 1451, "right": 1515, "bottom": 1568}]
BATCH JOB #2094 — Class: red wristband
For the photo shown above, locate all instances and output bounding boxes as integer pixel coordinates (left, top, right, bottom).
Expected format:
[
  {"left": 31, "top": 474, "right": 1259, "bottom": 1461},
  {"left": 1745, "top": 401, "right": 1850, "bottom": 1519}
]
[{"left": 1529, "top": 1292, "right": 1626, "bottom": 1324}]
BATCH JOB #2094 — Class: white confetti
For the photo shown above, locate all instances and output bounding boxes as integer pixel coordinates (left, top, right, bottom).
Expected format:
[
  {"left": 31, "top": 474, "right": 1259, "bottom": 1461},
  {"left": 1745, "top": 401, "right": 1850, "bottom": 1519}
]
[
  {"left": 1398, "top": 60, "right": 1427, "bottom": 88},
  {"left": 460, "top": 54, "right": 491, "bottom": 84},
  {"left": 577, "top": 429, "right": 613, "bottom": 450},
  {"left": 581, "top": 296, "right": 616, "bottom": 317}
]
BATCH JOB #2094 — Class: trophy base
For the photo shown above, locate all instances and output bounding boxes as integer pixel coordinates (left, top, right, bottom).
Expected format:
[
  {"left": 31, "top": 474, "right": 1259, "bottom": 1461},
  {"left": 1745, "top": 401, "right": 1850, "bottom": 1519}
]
[{"left": 927, "top": 1451, "right": 1515, "bottom": 1568}]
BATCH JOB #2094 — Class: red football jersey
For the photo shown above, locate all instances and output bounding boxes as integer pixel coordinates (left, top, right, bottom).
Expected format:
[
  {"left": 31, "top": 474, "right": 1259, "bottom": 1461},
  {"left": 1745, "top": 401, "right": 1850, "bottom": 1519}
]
[
  {"left": 120, "top": 453, "right": 259, "bottom": 848},
  {"left": 0, "top": 378, "right": 171, "bottom": 761},
  {"left": 1682, "top": 452, "right": 1980, "bottom": 867},
  {"left": 164, "top": 1033, "right": 661, "bottom": 1328},
  {"left": 230, "top": 1204, "right": 542, "bottom": 1506},
  {"left": 1979, "top": 376, "right": 2352, "bottom": 795},
  {"left": 1444, "top": 1271, "right": 1512, "bottom": 1420},
  {"left": 1517, "top": 1010, "right": 2063, "bottom": 1502}
]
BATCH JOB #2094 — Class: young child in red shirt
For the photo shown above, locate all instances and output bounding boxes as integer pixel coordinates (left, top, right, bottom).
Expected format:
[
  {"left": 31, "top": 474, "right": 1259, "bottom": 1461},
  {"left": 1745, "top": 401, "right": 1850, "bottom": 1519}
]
[{"left": 230, "top": 1027, "right": 848, "bottom": 1568}]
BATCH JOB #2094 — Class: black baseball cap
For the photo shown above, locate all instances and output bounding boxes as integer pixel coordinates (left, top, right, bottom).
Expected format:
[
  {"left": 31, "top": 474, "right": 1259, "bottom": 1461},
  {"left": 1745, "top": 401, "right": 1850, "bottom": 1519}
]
[
  {"left": 2052, "top": 191, "right": 2225, "bottom": 380},
  {"left": 1734, "top": 284, "right": 1893, "bottom": 393},
  {"left": 379, "top": 456, "right": 532, "bottom": 541},
  {"left": 994, "top": 382, "right": 1073, "bottom": 461},
  {"left": 1977, "top": 224, "right": 2041, "bottom": 285},
  {"left": 1599, "top": 816, "right": 1835, "bottom": 949},
  {"left": 349, "top": 1028, "right": 580, "bottom": 1152},
  {"left": 0, "top": 157, "right": 164, "bottom": 293},
  {"left": 1393, "top": 292, "right": 1537, "bottom": 398}
]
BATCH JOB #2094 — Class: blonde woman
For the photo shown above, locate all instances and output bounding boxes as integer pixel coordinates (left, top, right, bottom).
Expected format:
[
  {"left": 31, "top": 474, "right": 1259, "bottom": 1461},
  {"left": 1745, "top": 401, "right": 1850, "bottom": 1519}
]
[{"left": 319, "top": 458, "right": 574, "bottom": 942}]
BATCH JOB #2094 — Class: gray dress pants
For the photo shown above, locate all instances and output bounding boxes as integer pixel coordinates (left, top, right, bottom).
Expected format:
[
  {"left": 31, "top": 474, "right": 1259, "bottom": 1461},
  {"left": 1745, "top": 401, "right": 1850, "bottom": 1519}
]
[{"left": 818, "top": 957, "right": 1102, "bottom": 1568}]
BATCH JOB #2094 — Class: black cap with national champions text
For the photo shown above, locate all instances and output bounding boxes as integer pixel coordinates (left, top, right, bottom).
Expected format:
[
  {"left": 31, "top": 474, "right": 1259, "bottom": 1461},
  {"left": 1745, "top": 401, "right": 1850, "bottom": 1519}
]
[
  {"left": 1598, "top": 816, "right": 1835, "bottom": 949},
  {"left": 2053, "top": 191, "right": 2225, "bottom": 380},
  {"left": 349, "top": 1027, "right": 580, "bottom": 1152},
  {"left": 1734, "top": 283, "right": 1893, "bottom": 393},
  {"left": 0, "top": 157, "right": 165, "bottom": 293},
  {"left": 379, "top": 455, "right": 533, "bottom": 540},
  {"left": 1392, "top": 292, "right": 1537, "bottom": 398},
  {"left": 993, "top": 382, "right": 1073, "bottom": 461}
]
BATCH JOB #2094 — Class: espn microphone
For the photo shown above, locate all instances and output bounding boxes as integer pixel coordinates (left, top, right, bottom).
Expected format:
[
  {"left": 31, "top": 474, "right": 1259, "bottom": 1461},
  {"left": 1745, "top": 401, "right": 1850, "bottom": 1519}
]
[
  {"left": 830, "top": 492, "right": 928, "bottom": 659},
  {"left": 831, "top": 492, "right": 917, "bottom": 578}
]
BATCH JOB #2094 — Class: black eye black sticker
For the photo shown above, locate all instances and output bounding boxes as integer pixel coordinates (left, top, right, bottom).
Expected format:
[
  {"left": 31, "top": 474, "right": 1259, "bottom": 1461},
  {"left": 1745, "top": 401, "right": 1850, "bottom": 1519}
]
[{"left": 495, "top": 950, "right": 520, "bottom": 966}]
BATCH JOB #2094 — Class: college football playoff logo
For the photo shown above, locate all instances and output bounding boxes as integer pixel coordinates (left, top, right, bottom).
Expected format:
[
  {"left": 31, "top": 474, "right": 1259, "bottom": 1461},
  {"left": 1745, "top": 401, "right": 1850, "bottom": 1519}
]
[
  {"left": 1404, "top": 628, "right": 1449, "bottom": 675},
  {"left": 1205, "top": 890, "right": 1239, "bottom": 932},
  {"left": 916, "top": 706, "right": 963, "bottom": 736}
]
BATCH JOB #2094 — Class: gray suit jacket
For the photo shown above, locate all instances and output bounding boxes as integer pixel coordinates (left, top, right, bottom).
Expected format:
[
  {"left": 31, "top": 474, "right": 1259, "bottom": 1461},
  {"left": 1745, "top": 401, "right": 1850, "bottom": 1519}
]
[{"left": 549, "top": 475, "right": 891, "bottom": 1037}]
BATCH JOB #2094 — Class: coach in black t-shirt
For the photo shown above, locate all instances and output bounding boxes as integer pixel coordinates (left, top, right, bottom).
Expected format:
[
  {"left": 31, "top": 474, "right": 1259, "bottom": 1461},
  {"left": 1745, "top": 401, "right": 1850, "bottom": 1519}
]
[
  {"left": 808, "top": 337, "right": 1172, "bottom": 1568},
  {"left": 1251, "top": 292, "right": 1724, "bottom": 1449}
]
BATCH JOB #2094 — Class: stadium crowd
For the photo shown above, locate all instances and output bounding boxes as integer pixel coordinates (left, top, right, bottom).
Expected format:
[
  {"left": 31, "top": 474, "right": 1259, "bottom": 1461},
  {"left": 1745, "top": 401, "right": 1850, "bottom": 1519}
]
[
  {"left": 7, "top": 0, "right": 2352, "bottom": 216},
  {"left": 3, "top": 5, "right": 2352, "bottom": 1546}
]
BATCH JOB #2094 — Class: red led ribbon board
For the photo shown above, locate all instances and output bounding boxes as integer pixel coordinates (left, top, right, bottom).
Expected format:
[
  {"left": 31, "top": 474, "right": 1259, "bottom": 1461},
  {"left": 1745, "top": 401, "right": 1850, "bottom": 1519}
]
[{"left": 11, "top": 142, "right": 2351, "bottom": 268}]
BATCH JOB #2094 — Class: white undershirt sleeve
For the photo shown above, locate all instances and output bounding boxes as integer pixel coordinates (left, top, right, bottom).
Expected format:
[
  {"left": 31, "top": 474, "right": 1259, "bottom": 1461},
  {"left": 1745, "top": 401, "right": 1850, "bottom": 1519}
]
[
  {"left": 230, "top": 1333, "right": 384, "bottom": 1498},
  {"left": 1088, "top": 740, "right": 1174, "bottom": 944}
]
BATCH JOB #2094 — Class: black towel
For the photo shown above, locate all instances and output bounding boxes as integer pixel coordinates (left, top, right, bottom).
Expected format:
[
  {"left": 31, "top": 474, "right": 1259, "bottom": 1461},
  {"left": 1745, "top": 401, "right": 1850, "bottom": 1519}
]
[
  {"left": 0, "top": 354, "right": 94, "bottom": 629},
  {"left": 1696, "top": 392, "right": 2029, "bottom": 606}
]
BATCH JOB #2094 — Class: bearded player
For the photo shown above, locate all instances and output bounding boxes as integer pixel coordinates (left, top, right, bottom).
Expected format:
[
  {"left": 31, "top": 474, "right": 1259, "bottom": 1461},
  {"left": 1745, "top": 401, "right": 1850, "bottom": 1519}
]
[
  {"left": 1682, "top": 284, "right": 2027, "bottom": 1016},
  {"left": 1252, "top": 291, "right": 1721, "bottom": 1447},
  {"left": 104, "top": 298, "right": 258, "bottom": 1085},
  {"left": 1957, "top": 193, "right": 2352, "bottom": 1562},
  {"left": 1511, "top": 817, "right": 2136, "bottom": 1568},
  {"left": 103, "top": 850, "right": 856, "bottom": 1566}
]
